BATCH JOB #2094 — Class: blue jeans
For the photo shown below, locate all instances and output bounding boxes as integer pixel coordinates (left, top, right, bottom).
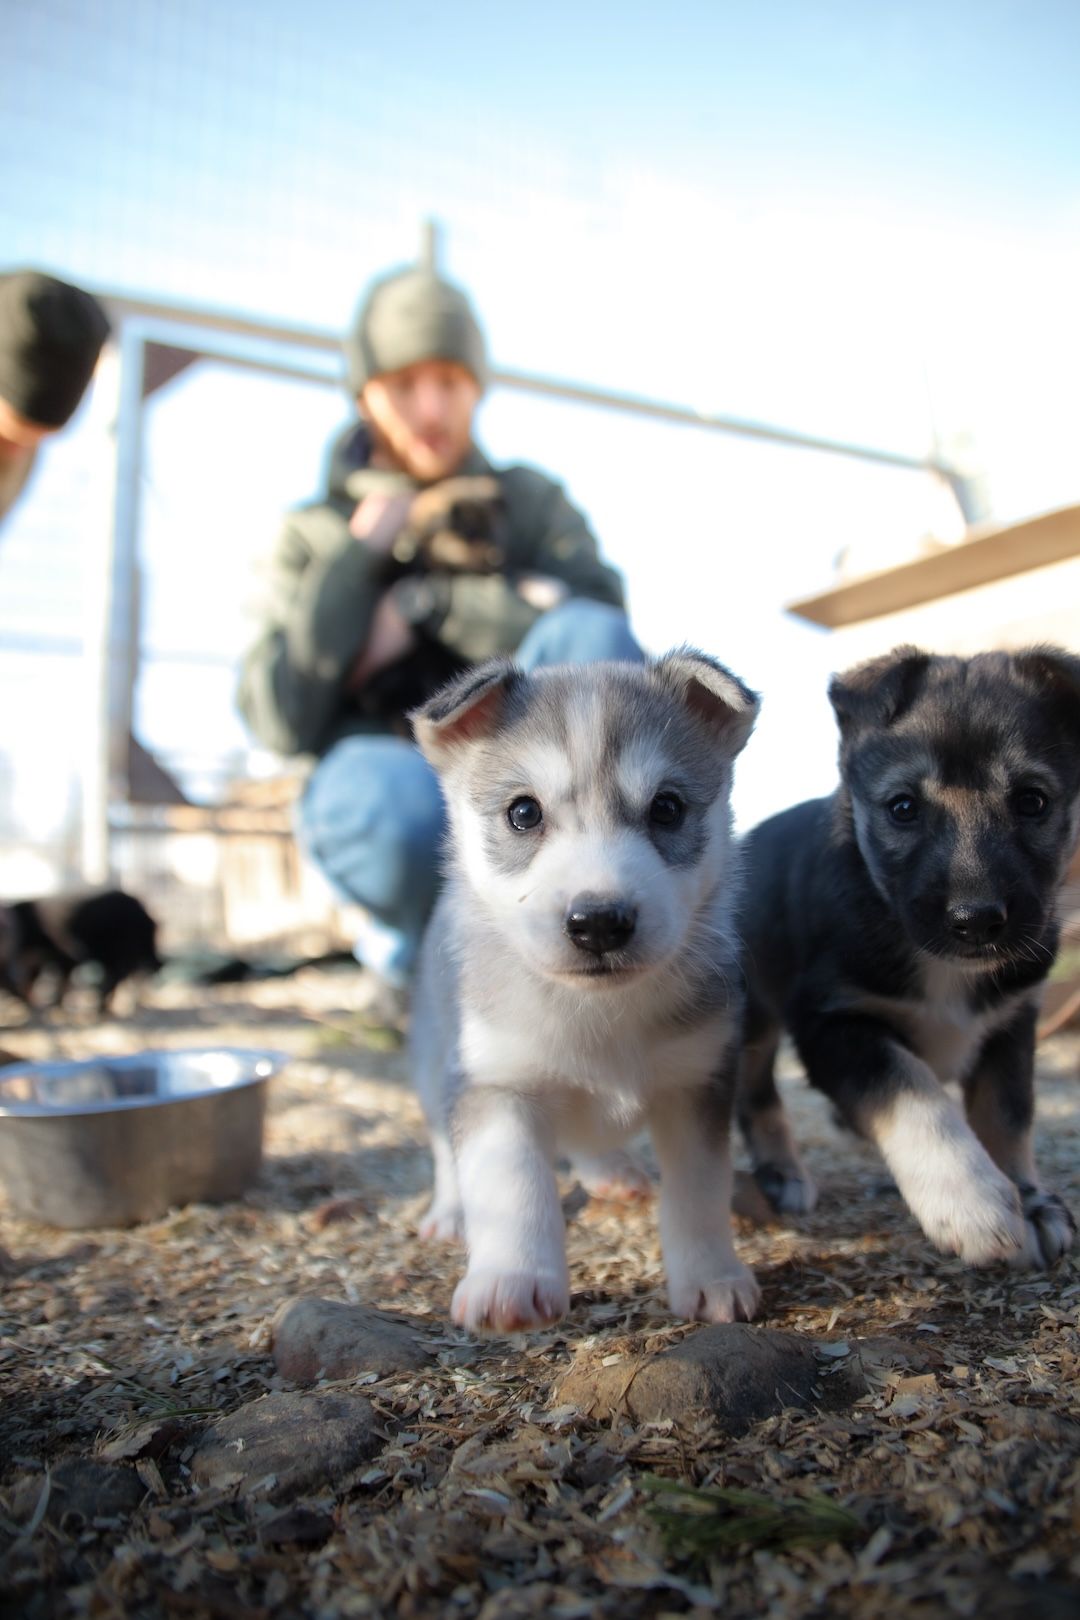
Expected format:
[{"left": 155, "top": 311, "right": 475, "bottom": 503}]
[{"left": 297, "top": 599, "right": 644, "bottom": 984}]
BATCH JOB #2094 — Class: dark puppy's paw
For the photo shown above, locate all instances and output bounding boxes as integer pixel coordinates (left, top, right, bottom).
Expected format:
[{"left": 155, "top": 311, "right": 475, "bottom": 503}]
[
  {"left": 1018, "top": 1185, "right": 1077, "bottom": 1268},
  {"left": 753, "top": 1161, "right": 818, "bottom": 1215}
]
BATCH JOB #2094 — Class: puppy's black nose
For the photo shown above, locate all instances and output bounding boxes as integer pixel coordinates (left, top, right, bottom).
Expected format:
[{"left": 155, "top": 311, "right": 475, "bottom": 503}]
[
  {"left": 564, "top": 896, "right": 638, "bottom": 956},
  {"left": 946, "top": 900, "right": 1007, "bottom": 944}
]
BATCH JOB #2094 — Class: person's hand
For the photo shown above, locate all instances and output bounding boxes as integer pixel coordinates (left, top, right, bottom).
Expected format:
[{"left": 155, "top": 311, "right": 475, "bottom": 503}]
[
  {"left": 515, "top": 575, "right": 570, "bottom": 612},
  {"left": 349, "top": 490, "right": 414, "bottom": 553},
  {"left": 346, "top": 592, "right": 418, "bottom": 690}
]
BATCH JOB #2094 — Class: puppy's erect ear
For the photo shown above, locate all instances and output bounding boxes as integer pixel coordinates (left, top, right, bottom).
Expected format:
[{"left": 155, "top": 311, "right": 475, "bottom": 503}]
[
  {"left": 1011, "top": 645, "right": 1080, "bottom": 744},
  {"left": 410, "top": 659, "right": 521, "bottom": 767},
  {"left": 829, "top": 645, "right": 932, "bottom": 735},
  {"left": 655, "top": 649, "right": 760, "bottom": 757}
]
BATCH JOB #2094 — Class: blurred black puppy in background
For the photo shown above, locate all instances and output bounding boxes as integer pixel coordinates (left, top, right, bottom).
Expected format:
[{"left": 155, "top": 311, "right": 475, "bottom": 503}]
[{"left": 0, "top": 888, "right": 161, "bottom": 1015}]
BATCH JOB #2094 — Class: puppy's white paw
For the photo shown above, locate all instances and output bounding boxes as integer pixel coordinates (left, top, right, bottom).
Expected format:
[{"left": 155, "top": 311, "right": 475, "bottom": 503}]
[
  {"left": 878, "top": 1094, "right": 1033, "bottom": 1267},
  {"left": 1012, "top": 1187, "right": 1077, "bottom": 1270},
  {"left": 668, "top": 1261, "right": 760, "bottom": 1324},
  {"left": 753, "top": 1160, "right": 818, "bottom": 1215},
  {"left": 418, "top": 1200, "right": 464, "bottom": 1242},
  {"left": 573, "top": 1150, "right": 653, "bottom": 1203},
  {"left": 451, "top": 1268, "right": 570, "bottom": 1334},
  {"left": 912, "top": 1164, "right": 1028, "bottom": 1266}
]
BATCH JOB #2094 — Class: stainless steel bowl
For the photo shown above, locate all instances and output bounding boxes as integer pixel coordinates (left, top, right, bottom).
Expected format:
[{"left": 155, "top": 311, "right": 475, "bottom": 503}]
[{"left": 0, "top": 1048, "right": 285, "bottom": 1228}]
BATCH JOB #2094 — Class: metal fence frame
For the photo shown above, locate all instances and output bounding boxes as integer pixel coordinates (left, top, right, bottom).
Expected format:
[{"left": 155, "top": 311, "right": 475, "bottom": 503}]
[{"left": 85, "top": 275, "right": 973, "bottom": 882}]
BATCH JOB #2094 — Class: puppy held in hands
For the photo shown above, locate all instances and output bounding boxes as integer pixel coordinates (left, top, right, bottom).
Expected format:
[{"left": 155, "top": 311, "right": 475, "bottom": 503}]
[{"left": 409, "top": 651, "right": 761, "bottom": 1334}]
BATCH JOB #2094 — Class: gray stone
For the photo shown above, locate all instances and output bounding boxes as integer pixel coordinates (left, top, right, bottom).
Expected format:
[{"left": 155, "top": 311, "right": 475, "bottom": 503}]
[
  {"left": 271, "top": 1295, "right": 432, "bottom": 1383},
  {"left": 13, "top": 1460, "right": 144, "bottom": 1529},
  {"left": 558, "top": 1324, "right": 862, "bottom": 1432},
  {"left": 853, "top": 1335, "right": 940, "bottom": 1375},
  {"left": 191, "top": 1390, "right": 387, "bottom": 1501}
]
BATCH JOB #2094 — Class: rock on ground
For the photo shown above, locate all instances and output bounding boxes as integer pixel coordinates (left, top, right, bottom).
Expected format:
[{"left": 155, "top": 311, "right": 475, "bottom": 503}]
[
  {"left": 191, "top": 1390, "right": 389, "bottom": 1502},
  {"left": 12, "top": 1459, "right": 145, "bottom": 1531},
  {"left": 271, "top": 1295, "right": 433, "bottom": 1382},
  {"left": 558, "top": 1322, "right": 865, "bottom": 1430}
]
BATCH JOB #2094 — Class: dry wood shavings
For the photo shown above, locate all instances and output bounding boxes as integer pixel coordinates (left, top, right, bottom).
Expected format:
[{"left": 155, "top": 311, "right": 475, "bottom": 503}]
[{"left": 1, "top": 982, "right": 1079, "bottom": 1618}]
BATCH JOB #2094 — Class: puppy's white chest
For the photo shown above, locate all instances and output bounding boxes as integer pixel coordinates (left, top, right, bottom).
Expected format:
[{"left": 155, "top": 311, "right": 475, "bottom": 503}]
[
  {"left": 915, "top": 1001, "right": 981, "bottom": 1082},
  {"left": 461, "top": 1002, "right": 727, "bottom": 1140},
  {"left": 912, "top": 963, "right": 994, "bottom": 1082}
]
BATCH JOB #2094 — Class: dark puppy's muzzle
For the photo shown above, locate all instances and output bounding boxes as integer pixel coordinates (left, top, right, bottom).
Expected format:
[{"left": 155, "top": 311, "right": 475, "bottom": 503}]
[
  {"left": 564, "top": 895, "right": 638, "bottom": 956},
  {"left": 945, "top": 898, "right": 1008, "bottom": 946}
]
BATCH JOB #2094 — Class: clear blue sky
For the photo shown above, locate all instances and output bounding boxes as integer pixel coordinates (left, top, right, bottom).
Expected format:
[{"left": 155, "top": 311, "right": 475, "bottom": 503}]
[{"left": 1, "top": 0, "right": 1078, "bottom": 846}]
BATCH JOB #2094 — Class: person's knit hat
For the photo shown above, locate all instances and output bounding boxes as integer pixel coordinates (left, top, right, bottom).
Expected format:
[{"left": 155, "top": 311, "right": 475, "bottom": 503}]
[
  {"left": 0, "top": 270, "right": 111, "bottom": 428},
  {"left": 345, "top": 267, "right": 488, "bottom": 395}
]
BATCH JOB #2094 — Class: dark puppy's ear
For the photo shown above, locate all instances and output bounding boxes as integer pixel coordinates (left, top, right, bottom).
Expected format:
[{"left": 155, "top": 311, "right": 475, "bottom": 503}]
[
  {"left": 1011, "top": 645, "right": 1080, "bottom": 742},
  {"left": 829, "top": 645, "right": 932, "bottom": 734},
  {"left": 654, "top": 648, "right": 760, "bottom": 757},
  {"left": 410, "top": 659, "right": 521, "bottom": 766}
]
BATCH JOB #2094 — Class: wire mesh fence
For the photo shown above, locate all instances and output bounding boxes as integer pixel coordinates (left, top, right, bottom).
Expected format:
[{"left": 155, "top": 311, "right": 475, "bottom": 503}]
[{"left": 1, "top": 0, "right": 959, "bottom": 943}]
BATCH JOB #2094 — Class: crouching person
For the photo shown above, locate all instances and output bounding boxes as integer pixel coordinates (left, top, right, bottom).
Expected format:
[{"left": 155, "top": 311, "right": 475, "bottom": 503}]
[{"left": 237, "top": 264, "right": 640, "bottom": 1004}]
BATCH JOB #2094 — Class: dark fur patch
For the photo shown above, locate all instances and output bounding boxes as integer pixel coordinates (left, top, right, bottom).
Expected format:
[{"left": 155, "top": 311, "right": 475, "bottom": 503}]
[
  {"left": 2, "top": 889, "right": 160, "bottom": 1014},
  {"left": 736, "top": 645, "right": 1080, "bottom": 1206},
  {"left": 693, "top": 1047, "right": 741, "bottom": 1138}
]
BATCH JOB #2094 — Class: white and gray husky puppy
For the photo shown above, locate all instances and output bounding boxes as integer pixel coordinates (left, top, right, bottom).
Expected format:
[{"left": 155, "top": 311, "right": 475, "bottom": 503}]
[{"left": 408, "top": 651, "right": 760, "bottom": 1334}]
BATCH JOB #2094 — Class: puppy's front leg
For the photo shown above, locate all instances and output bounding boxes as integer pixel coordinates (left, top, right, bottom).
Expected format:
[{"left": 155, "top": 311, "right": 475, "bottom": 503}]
[
  {"left": 649, "top": 1082, "right": 760, "bottom": 1323},
  {"left": 451, "top": 1090, "right": 570, "bottom": 1333},
  {"left": 737, "top": 1011, "right": 817, "bottom": 1214},
  {"left": 963, "top": 1004, "right": 1075, "bottom": 1268},
  {"left": 800, "top": 1015, "right": 1029, "bottom": 1265}
]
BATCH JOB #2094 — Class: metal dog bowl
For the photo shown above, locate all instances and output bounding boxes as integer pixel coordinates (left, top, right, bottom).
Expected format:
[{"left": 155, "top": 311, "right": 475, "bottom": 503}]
[{"left": 0, "top": 1048, "right": 285, "bottom": 1228}]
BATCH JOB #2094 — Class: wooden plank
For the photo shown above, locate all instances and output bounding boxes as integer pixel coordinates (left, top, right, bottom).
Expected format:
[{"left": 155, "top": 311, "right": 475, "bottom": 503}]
[
  {"left": 111, "top": 803, "right": 294, "bottom": 837},
  {"left": 787, "top": 504, "right": 1080, "bottom": 628}
]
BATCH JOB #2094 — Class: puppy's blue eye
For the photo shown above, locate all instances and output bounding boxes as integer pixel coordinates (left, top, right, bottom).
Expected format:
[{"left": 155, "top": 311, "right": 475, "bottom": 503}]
[
  {"left": 508, "top": 797, "right": 542, "bottom": 831},
  {"left": 888, "top": 795, "right": 919, "bottom": 824},
  {"left": 649, "top": 792, "right": 684, "bottom": 827},
  {"left": 1014, "top": 788, "right": 1049, "bottom": 819}
]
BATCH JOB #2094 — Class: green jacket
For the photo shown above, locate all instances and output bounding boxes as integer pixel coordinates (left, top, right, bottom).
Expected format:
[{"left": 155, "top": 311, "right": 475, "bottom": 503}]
[{"left": 236, "top": 424, "right": 626, "bottom": 758}]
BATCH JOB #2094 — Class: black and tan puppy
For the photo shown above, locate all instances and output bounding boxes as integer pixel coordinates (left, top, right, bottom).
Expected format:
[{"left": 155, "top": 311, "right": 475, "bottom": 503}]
[
  {"left": 737, "top": 645, "right": 1080, "bottom": 1268},
  {"left": 0, "top": 888, "right": 161, "bottom": 1015}
]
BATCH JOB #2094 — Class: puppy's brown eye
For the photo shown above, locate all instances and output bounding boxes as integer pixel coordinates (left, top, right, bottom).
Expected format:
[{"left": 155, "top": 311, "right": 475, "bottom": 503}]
[
  {"left": 1014, "top": 788, "right": 1049, "bottom": 819},
  {"left": 649, "top": 792, "right": 684, "bottom": 827},
  {"left": 508, "top": 797, "right": 542, "bottom": 831},
  {"left": 888, "top": 795, "right": 919, "bottom": 824}
]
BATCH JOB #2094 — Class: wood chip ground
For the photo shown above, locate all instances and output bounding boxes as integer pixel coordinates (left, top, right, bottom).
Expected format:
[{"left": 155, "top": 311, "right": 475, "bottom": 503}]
[{"left": 1, "top": 969, "right": 1078, "bottom": 1618}]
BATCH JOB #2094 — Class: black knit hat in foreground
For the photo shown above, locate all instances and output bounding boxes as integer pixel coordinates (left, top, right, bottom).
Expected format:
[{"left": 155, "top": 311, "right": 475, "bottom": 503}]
[
  {"left": 0, "top": 270, "right": 111, "bottom": 428},
  {"left": 344, "top": 267, "right": 488, "bottom": 396}
]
